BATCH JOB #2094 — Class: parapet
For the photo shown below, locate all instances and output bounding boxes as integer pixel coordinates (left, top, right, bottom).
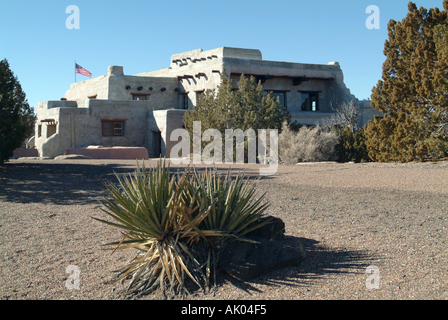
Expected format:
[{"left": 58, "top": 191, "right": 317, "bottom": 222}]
[
  {"left": 170, "top": 47, "right": 262, "bottom": 67},
  {"left": 108, "top": 65, "right": 124, "bottom": 76}
]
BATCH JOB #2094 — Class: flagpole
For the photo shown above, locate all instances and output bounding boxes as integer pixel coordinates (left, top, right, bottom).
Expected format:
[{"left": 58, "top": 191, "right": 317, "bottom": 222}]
[{"left": 75, "top": 60, "right": 76, "bottom": 83}]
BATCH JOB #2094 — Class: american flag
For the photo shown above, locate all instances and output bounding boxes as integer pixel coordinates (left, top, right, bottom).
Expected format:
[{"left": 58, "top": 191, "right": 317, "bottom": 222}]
[{"left": 75, "top": 63, "right": 92, "bottom": 78}]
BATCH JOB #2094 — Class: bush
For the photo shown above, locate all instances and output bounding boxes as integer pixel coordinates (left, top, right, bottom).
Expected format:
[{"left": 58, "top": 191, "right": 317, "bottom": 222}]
[
  {"left": 93, "top": 160, "right": 269, "bottom": 297},
  {"left": 278, "top": 122, "right": 339, "bottom": 164},
  {"left": 335, "top": 125, "right": 370, "bottom": 163}
]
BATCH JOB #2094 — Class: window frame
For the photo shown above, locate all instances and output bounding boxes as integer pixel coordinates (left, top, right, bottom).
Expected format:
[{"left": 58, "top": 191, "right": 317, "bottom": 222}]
[
  {"left": 299, "top": 91, "right": 320, "bottom": 112},
  {"left": 272, "top": 90, "right": 288, "bottom": 110},
  {"left": 101, "top": 119, "right": 127, "bottom": 137},
  {"left": 181, "top": 93, "right": 189, "bottom": 110},
  {"left": 264, "top": 90, "right": 289, "bottom": 110},
  {"left": 131, "top": 93, "right": 151, "bottom": 101},
  {"left": 195, "top": 90, "right": 205, "bottom": 102}
]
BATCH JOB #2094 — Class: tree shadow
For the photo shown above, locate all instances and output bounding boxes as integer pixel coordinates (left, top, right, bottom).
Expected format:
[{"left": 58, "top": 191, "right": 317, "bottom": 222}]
[
  {"left": 0, "top": 161, "right": 273, "bottom": 205},
  {"left": 0, "top": 162, "right": 137, "bottom": 205}
]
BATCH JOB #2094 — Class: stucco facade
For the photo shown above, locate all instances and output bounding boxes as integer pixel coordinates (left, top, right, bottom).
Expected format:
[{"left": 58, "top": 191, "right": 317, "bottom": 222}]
[{"left": 35, "top": 47, "right": 381, "bottom": 158}]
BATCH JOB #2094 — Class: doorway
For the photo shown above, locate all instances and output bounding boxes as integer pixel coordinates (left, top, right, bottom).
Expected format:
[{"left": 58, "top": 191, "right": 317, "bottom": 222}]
[{"left": 153, "top": 131, "right": 162, "bottom": 158}]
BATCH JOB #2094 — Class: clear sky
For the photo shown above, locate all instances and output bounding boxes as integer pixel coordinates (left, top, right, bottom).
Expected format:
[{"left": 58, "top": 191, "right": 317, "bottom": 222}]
[{"left": 0, "top": 0, "right": 445, "bottom": 110}]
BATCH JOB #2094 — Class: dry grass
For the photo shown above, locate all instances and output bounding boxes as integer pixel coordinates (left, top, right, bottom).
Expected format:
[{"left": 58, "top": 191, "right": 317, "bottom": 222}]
[{"left": 279, "top": 123, "right": 339, "bottom": 164}]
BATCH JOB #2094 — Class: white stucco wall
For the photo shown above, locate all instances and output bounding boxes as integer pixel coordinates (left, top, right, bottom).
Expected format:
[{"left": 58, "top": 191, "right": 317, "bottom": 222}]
[{"left": 36, "top": 47, "right": 379, "bottom": 159}]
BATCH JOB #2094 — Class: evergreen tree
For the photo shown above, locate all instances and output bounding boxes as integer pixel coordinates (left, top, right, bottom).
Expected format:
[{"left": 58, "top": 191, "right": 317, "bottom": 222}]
[
  {"left": 335, "top": 125, "right": 369, "bottom": 163},
  {"left": 0, "top": 59, "right": 36, "bottom": 164},
  {"left": 183, "top": 71, "right": 290, "bottom": 159},
  {"left": 365, "top": 1, "right": 448, "bottom": 162}
]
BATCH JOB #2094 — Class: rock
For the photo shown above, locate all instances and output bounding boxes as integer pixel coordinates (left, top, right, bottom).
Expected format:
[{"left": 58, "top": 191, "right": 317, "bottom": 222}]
[
  {"left": 218, "top": 216, "right": 304, "bottom": 282},
  {"left": 218, "top": 238, "right": 304, "bottom": 282},
  {"left": 54, "top": 154, "right": 93, "bottom": 160},
  {"left": 245, "top": 216, "right": 285, "bottom": 241},
  {"left": 17, "top": 157, "right": 51, "bottom": 160}
]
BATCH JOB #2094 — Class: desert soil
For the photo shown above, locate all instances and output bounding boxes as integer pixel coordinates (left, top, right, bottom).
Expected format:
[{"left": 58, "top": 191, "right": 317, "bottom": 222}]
[{"left": 0, "top": 159, "right": 447, "bottom": 300}]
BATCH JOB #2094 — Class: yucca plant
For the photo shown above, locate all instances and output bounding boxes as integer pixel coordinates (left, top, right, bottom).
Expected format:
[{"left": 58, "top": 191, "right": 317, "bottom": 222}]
[
  {"left": 93, "top": 161, "right": 211, "bottom": 297},
  {"left": 188, "top": 167, "right": 270, "bottom": 245},
  {"left": 185, "top": 167, "right": 271, "bottom": 290},
  {"left": 94, "top": 160, "right": 270, "bottom": 297}
]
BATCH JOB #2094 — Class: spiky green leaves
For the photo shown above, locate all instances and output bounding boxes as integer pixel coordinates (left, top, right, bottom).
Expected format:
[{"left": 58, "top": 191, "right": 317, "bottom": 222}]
[{"left": 94, "top": 161, "right": 269, "bottom": 297}]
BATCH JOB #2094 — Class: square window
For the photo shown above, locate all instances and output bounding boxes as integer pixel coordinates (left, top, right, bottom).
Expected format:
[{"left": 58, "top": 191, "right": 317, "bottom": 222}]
[
  {"left": 102, "top": 120, "right": 125, "bottom": 136},
  {"left": 273, "top": 92, "right": 287, "bottom": 109},
  {"left": 301, "top": 92, "right": 319, "bottom": 111}
]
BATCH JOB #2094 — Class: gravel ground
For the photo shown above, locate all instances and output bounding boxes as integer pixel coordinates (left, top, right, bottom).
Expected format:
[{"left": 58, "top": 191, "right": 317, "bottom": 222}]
[{"left": 0, "top": 159, "right": 447, "bottom": 300}]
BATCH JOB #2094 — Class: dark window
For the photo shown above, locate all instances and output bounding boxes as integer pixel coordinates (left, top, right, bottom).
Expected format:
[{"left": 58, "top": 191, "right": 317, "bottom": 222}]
[
  {"left": 102, "top": 120, "right": 125, "bottom": 136},
  {"left": 195, "top": 90, "right": 204, "bottom": 104},
  {"left": 47, "top": 124, "right": 57, "bottom": 138},
  {"left": 182, "top": 93, "right": 189, "bottom": 109},
  {"left": 153, "top": 131, "right": 162, "bottom": 157},
  {"left": 273, "top": 91, "right": 287, "bottom": 109},
  {"left": 132, "top": 94, "right": 150, "bottom": 101},
  {"left": 301, "top": 92, "right": 319, "bottom": 111}
]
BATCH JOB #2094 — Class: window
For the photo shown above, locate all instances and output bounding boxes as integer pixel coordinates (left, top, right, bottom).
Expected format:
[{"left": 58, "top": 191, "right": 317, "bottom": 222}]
[
  {"left": 38, "top": 125, "right": 42, "bottom": 138},
  {"left": 113, "top": 122, "right": 123, "bottom": 136},
  {"left": 47, "top": 124, "right": 57, "bottom": 138},
  {"left": 272, "top": 91, "right": 287, "bottom": 109},
  {"left": 195, "top": 90, "right": 204, "bottom": 104},
  {"left": 181, "top": 93, "right": 189, "bottom": 109},
  {"left": 132, "top": 94, "right": 150, "bottom": 101},
  {"left": 301, "top": 92, "right": 319, "bottom": 111},
  {"left": 101, "top": 119, "right": 126, "bottom": 136}
]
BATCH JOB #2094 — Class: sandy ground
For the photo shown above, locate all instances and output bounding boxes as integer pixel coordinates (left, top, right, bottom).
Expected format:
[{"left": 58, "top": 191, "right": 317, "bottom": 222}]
[{"left": 0, "top": 159, "right": 447, "bottom": 300}]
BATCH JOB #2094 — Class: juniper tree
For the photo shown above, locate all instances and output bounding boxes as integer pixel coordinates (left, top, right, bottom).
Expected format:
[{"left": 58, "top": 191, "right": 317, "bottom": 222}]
[
  {"left": 0, "top": 59, "right": 36, "bottom": 164},
  {"left": 365, "top": 1, "right": 448, "bottom": 162},
  {"left": 183, "top": 71, "right": 290, "bottom": 159}
]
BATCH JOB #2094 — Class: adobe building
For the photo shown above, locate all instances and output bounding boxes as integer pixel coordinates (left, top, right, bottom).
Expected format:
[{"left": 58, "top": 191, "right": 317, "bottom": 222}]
[{"left": 35, "top": 47, "right": 381, "bottom": 158}]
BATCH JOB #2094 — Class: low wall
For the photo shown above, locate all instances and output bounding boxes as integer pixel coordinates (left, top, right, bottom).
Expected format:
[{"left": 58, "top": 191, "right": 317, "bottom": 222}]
[
  {"left": 13, "top": 148, "right": 39, "bottom": 158},
  {"left": 64, "top": 147, "right": 148, "bottom": 160}
]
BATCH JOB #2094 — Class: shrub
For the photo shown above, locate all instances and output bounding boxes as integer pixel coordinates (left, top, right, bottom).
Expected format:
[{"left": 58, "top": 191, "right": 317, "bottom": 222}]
[
  {"left": 278, "top": 122, "right": 339, "bottom": 164},
  {"left": 335, "top": 125, "right": 370, "bottom": 163},
  {"left": 93, "top": 160, "right": 269, "bottom": 297}
]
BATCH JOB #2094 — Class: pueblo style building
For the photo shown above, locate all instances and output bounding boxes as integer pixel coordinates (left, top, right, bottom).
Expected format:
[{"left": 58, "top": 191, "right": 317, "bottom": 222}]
[{"left": 34, "top": 47, "right": 380, "bottom": 159}]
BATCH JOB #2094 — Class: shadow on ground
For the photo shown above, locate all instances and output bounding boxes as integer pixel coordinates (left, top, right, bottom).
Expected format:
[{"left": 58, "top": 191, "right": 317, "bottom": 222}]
[
  {"left": 123, "top": 236, "right": 376, "bottom": 299},
  {"left": 209, "top": 236, "right": 376, "bottom": 296},
  {"left": 0, "top": 162, "right": 137, "bottom": 205},
  {"left": 0, "top": 161, "right": 272, "bottom": 205}
]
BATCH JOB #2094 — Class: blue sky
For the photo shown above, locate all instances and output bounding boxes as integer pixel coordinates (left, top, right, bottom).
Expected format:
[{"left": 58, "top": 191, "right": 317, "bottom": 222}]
[{"left": 0, "top": 0, "right": 445, "bottom": 110}]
